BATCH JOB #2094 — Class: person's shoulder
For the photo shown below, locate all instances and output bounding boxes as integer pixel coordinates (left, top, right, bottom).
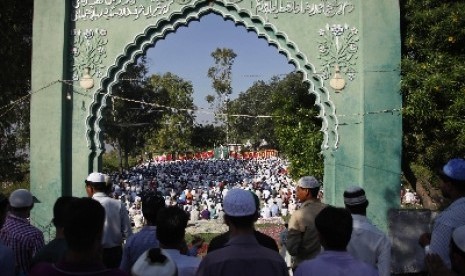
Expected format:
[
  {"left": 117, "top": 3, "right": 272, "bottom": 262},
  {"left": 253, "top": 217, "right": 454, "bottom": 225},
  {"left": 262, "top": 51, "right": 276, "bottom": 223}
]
[{"left": 254, "top": 230, "right": 278, "bottom": 251}]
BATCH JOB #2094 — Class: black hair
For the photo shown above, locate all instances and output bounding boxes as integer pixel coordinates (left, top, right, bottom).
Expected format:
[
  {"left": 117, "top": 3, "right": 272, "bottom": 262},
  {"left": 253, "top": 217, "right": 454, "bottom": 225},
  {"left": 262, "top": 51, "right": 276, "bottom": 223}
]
[
  {"left": 315, "top": 206, "right": 353, "bottom": 251},
  {"left": 141, "top": 191, "right": 166, "bottom": 225},
  {"left": 309, "top": 187, "right": 320, "bottom": 198},
  {"left": 52, "top": 196, "right": 76, "bottom": 228},
  {"left": 64, "top": 198, "right": 105, "bottom": 252},
  {"left": 438, "top": 172, "right": 465, "bottom": 193},
  {"left": 156, "top": 206, "right": 189, "bottom": 247},
  {"left": 345, "top": 201, "right": 369, "bottom": 215},
  {"left": 86, "top": 181, "right": 107, "bottom": 192},
  {"left": 224, "top": 214, "right": 256, "bottom": 229}
]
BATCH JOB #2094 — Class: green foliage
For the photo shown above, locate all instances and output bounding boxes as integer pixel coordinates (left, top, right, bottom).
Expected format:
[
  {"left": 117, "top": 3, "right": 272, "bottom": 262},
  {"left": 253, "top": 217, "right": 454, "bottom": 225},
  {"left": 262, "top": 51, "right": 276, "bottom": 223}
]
[
  {"left": 401, "top": 0, "right": 465, "bottom": 174},
  {"left": 102, "top": 150, "right": 138, "bottom": 173},
  {"left": 227, "top": 80, "right": 277, "bottom": 147},
  {"left": 145, "top": 72, "right": 196, "bottom": 153},
  {"left": 185, "top": 232, "right": 218, "bottom": 244},
  {"left": 102, "top": 57, "right": 164, "bottom": 171},
  {"left": 271, "top": 73, "right": 323, "bottom": 180},
  {"left": 207, "top": 48, "right": 237, "bottom": 140},
  {"left": 191, "top": 124, "right": 225, "bottom": 150},
  {"left": 0, "top": 0, "right": 33, "bottom": 183},
  {"left": 207, "top": 48, "right": 237, "bottom": 97},
  {"left": 225, "top": 72, "right": 323, "bottom": 180}
]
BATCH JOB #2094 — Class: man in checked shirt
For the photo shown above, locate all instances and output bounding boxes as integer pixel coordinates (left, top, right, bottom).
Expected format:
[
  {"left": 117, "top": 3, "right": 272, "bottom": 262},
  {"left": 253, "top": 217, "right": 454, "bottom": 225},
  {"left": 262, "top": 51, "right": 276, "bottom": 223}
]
[{"left": 0, "top": 189, "right": 44, "bottom": 275}]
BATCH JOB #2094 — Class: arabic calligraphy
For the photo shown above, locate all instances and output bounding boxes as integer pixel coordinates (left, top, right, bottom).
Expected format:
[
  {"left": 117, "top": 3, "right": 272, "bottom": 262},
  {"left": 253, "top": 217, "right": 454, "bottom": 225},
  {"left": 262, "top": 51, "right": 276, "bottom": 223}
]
[
  {"left": 71, "top": 0, "right": 175, "bottom": 21},
  {"left": 254, "top": 0, "right": 354, "bottom": 17}
]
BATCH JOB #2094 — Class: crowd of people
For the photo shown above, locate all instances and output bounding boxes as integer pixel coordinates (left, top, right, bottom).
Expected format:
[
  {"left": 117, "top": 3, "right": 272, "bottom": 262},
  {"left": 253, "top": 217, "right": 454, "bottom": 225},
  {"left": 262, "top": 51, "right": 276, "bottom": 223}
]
[
  {"left": 0, "top": 157, "right": 465, "bottom": 275},
  {"left": 106, "top": 158, "right": 302, "bottom": 228}
]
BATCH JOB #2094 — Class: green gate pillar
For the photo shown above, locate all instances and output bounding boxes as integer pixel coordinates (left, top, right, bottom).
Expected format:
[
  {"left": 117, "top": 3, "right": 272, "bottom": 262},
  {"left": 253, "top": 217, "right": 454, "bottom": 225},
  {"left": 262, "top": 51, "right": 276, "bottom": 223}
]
[
  {"left": 30, "top": 0, "right": 72, "bottom": 234},
  {"left": 323, "top": 1, "right": 402, "bottom": 231}
]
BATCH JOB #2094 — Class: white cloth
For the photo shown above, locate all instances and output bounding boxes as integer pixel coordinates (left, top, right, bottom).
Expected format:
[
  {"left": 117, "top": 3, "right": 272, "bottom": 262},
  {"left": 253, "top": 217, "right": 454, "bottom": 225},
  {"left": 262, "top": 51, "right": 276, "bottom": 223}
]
[
  {"left": 347, "top": 214, "right": 391, "bottom": 276},
  {"left": 92, "top": 192, "right": 133, "bottom": 248}
]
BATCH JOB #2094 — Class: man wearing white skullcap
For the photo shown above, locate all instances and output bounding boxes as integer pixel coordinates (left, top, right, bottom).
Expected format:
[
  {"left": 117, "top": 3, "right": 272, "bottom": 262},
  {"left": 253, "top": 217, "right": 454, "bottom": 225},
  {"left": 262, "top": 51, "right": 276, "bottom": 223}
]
[
  {"left": 196, "top": 188, "right": 288, "bottom": 276},
  {"left": 344, "top": 185, "right": 391, "bottom": 276}
]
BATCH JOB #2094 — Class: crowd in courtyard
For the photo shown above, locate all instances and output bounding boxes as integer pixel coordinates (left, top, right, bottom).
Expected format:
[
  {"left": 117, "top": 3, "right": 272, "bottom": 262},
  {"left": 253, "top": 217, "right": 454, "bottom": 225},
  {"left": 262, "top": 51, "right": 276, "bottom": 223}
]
[
  {"left": 0, "top": 157, "right": 465, "bottom": 276},
  {"left": 107, "top": 157, "right": 304, "bottom": 228}
]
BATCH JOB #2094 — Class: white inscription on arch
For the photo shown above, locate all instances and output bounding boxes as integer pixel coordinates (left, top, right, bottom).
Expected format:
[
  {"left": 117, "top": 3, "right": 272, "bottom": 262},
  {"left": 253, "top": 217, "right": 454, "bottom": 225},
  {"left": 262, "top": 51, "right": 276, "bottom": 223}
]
[
  {"left": 253, "top": 0, "right": 354, "bottom": 17},
  {"left": 71, "top": 0, "right": 174, "bottom": 21}
]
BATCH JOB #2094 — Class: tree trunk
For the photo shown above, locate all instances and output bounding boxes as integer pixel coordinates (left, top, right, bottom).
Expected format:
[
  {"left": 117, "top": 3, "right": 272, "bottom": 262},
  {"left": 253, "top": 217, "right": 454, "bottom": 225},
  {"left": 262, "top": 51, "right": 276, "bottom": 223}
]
[{"left": 415, "top": 180, "right": 439, "bottom": 210}]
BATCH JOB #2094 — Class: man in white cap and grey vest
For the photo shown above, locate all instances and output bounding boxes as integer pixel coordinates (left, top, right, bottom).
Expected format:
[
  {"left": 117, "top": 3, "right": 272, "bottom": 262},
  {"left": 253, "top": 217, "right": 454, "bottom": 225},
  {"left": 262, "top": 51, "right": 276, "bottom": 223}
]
[
  {"left": 344, "top": 185, "right": 391, "bottom": 276},
  {"left": 287, "top": 176, "right": 326, "bottom": 270},
  {"left": 85, "top": 172, "right": 132, "bottom": 268}
]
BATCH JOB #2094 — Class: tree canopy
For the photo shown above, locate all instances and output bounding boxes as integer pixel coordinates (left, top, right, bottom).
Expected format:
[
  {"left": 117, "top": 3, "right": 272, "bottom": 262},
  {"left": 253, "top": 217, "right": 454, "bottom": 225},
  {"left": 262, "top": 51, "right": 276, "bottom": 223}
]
[
  {"left": 0, "top": 0, "right": 33, "bottom": 184},
  {"left": 401, "top": 1, "right": 465, "bottom": 181}
]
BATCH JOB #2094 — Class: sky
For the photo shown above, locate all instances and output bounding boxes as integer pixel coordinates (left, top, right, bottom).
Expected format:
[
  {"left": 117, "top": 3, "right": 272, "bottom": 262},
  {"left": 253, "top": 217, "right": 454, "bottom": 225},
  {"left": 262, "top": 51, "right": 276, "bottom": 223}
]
[{"left": 145, "top": 13, "right": 295, "bottom": 124}]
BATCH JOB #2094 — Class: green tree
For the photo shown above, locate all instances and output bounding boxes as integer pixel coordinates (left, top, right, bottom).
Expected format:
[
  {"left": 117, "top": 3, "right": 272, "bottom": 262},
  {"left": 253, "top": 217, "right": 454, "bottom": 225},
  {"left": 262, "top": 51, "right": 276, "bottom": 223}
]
[
  {"left": 207, "top": 48, "right": 237, "bottom": 143},
  {"left": 146, "top": 73, "right": 196, "bottom": 155},
  {"left": 0, "top": 0, "right": 33, "bottom": 183},
  {"left": 271, "top": 73, "right": 323, "bottom": 179},
  {"left": 102, "top": 58, "right": 163, "bottom": 171},
  {"left": 401, "top": 1, "right": 465, "bottom": 208},
  {"left": 227, "top": 80, "right": 277, "bottom": 148},
  {"left": 191, "top": 124, "right": 226, "bottom": 151}
]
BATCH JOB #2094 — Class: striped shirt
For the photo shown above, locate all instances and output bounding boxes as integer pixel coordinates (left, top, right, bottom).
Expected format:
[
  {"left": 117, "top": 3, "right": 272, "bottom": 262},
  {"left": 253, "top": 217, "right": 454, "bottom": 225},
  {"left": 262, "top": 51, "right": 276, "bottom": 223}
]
[{"left": 0, "top": 213, "right": 45, "bottom": 273}]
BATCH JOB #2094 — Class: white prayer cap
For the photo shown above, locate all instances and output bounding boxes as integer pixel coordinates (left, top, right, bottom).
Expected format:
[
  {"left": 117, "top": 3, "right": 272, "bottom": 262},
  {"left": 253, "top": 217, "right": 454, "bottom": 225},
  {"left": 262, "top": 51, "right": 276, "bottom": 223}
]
[
  {"left": 223, "top": 188, "right": 256, "bottom": 217},
  {"left": 343, "top": 185, "right": 368, "bottom": 206}
]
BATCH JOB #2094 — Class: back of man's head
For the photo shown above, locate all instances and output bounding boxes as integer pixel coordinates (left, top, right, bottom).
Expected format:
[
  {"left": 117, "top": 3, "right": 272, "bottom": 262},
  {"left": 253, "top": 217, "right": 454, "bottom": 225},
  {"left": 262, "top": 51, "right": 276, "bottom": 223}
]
[
  {"left": 53, "top": 196, "right": 76, "bottom": 228},
  {"left": 315, "top": 206, "right": 353, "bottom": 251},
  {"left": 85, "top": 172, "right": 108, "bottom": 192},
  {"left": 343, "top": 185, "right": 369, "bottom": 215},
  {"left": 142, "top": 191, "right": 166, "bottom": 225},
  {"left": 223, "top": 188, "right": 257, "bottom": 229},
  {"left": 156, "top": 206, "right": 189, "bottom": 248},
  {"left": 64, "top": 198, "right": 105, "bottom": 252}
]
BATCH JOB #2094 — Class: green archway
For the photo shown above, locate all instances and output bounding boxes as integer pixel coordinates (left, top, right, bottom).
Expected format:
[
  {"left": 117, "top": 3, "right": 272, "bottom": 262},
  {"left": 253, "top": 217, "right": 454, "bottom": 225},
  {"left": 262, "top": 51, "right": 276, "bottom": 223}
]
[{"left": 31, "top": 0, "right": 401, "bottom": 232}]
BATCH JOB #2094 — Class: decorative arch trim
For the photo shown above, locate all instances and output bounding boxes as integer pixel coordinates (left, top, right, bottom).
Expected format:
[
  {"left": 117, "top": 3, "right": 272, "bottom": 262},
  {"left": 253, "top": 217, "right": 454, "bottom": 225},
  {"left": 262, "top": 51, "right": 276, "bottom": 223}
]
[{"left": 86, "top": 0, "right": 339, "bottom": 153}]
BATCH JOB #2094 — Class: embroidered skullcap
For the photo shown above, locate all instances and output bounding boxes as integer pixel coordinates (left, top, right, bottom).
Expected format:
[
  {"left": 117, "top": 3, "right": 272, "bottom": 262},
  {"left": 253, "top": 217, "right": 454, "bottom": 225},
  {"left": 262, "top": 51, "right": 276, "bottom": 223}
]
[
  {"left": 86, "top": 172, "right": 106, "bottom": 183},
  {"left": 343, "top": 185, "right": 368, "bottom": 206},
  {"left": 442, "top": 158, "right": 465, "bottom": 181},
  {"left": 452, "top": 225, "right": 465, "bottom": 253},
  {"left": 297, "top": 176, "right": 320, "bottom": 189},
  {"left": 223, "top": 188, "right": 256, "bottom": 217},
  {"left": 9, "top": 189, "right": 34, "bottom": 208}
]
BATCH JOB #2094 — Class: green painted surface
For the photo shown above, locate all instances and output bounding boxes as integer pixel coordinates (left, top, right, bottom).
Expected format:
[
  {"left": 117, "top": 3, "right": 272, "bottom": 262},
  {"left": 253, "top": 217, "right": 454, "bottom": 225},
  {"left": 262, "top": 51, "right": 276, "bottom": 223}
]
[{"left": 31, "top": 0, "right": 401, "bottom": 232}]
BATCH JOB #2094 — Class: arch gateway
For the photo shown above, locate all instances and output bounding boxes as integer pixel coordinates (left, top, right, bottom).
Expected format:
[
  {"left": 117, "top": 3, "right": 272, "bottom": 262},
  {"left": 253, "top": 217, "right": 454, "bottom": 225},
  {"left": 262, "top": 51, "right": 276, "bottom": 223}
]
[{"left": 31, "top": 0, "right": 401, "bottom": 231}]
